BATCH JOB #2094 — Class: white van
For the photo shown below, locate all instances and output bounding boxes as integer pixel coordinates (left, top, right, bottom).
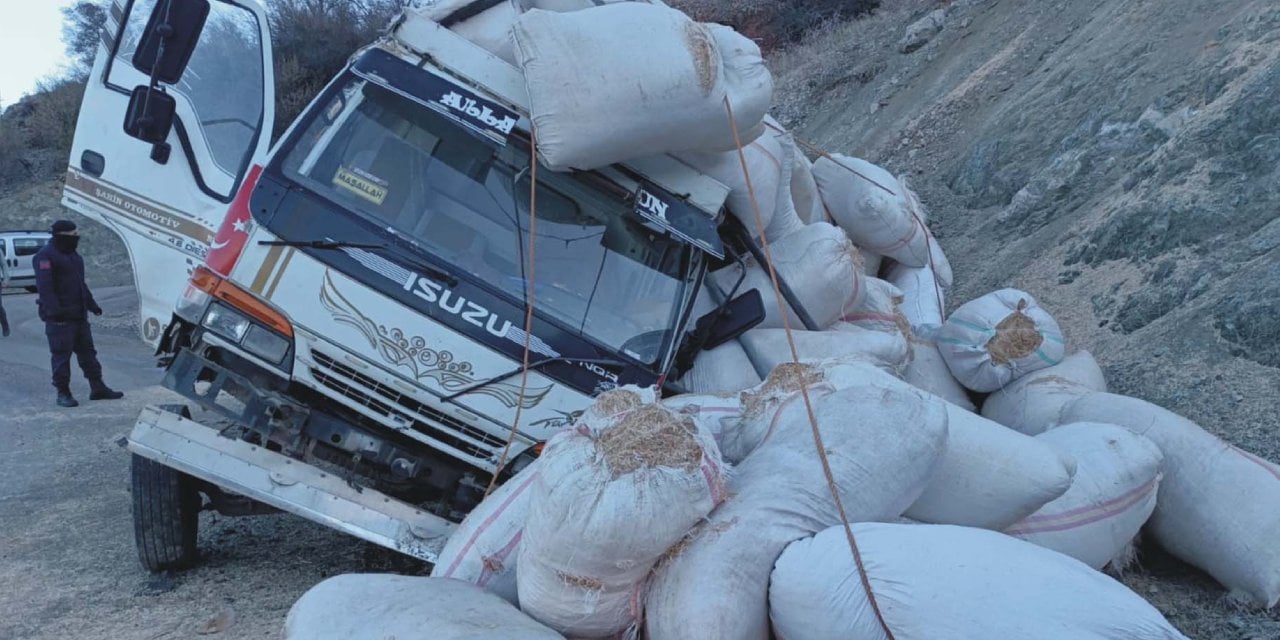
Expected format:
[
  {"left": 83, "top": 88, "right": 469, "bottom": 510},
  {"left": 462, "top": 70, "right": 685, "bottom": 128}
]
[{"left": 0, "top": 231, "right": 51, "bottom": 292}]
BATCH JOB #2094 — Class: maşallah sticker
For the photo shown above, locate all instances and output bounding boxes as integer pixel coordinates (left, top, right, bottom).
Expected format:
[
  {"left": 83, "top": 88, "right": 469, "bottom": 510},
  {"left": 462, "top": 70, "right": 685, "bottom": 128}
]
[{"left": 333, "top": 165, "right": 389, "bottom": 206}]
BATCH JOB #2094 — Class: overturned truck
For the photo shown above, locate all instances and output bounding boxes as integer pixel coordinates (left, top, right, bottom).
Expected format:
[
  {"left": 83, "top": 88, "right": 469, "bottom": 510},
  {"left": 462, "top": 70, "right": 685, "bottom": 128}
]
[{"left": 63, "top": 0, "right": 784, "bottom": 570}]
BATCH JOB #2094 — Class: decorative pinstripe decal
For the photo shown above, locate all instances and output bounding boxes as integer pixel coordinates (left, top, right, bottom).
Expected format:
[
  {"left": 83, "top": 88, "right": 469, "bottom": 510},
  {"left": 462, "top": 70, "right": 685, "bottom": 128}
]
[
  {"left": 250, "top": 245, "right": 284, "bottom": 294},
  {"left": 264, "top": 248, "right": 296, "bottom": 300}
]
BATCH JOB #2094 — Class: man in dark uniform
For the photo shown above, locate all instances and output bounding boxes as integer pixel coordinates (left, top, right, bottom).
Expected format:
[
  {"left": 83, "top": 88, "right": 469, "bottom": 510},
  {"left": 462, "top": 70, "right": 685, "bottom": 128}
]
[
  {"left": 33, "top": 220, "right": 124, "bottom": 407},
  {"left": 0, "top": 252, "right": 10, "bottom": 337}
]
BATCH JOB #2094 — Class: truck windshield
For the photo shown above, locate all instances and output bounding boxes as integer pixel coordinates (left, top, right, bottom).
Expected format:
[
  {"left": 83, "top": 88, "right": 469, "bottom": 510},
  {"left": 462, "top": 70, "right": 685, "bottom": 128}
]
[{"left": 278, "top": 75, "right": 695, "bottom": 365}]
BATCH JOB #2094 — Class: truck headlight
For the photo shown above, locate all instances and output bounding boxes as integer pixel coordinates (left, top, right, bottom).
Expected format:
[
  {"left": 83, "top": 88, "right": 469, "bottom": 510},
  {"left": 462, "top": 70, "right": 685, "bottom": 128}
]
[
  {"left": 241, "top": 324, "right": 290, "bottom": 363},
  {"left": 202, "top": 303, "right": 291, "bottom": 364},
  {"left": 203, "top": 304, "right": 251, "bottom": 341}
]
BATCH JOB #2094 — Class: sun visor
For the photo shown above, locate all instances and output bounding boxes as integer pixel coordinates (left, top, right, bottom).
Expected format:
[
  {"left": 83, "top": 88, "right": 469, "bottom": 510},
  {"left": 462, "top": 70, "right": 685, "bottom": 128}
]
[{"left": 632, "top": 181, "right": 725, "bottom": 259}]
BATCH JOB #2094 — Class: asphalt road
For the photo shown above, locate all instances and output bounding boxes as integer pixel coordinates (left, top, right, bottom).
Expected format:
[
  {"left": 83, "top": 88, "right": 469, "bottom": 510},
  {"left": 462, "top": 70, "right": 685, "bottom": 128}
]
[{"left": 0, "top": 287, "right": 426, "bottom": 640}]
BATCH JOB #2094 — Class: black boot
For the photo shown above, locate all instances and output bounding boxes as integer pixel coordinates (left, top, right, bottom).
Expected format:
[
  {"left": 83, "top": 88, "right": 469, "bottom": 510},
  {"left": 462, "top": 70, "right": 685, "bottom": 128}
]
[
  {"left": 56, "top": 389, "right": 79, "bottom": 407},
  {"left": 89, "top": 381, "right": 124, "bottom": 401}
]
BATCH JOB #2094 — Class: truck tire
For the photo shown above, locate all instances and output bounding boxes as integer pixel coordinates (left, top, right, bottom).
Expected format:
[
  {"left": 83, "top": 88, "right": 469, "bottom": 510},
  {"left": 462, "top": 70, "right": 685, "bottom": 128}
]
[{"left": 131, "top": 454, "right": 201, "bottom": 572}]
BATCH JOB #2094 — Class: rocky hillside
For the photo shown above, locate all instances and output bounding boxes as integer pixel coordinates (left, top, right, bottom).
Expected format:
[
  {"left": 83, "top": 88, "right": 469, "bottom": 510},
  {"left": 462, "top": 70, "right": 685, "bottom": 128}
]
[
  {"left": 772, "top": 0, "right": 1279, "bottom": 635},
  {"left": 778, "top": 0, "right": 1280, "bottom": 459}
]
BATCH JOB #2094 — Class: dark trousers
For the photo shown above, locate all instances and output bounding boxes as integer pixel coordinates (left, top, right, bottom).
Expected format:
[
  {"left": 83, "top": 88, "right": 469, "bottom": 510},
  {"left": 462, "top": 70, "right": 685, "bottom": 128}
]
[
  {"left": 45, "top": 320, "right": 103, "bottom": 391},
  {"left": 0, "top": 293, "right": 8, "bottom": 333}
]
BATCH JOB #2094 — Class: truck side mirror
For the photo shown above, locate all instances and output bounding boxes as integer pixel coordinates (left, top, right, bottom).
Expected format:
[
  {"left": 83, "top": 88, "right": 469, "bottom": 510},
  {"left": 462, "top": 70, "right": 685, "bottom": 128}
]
[
  {"left": 132, "top": 0, "right": 211, "bottom": 84},
  {"left": 124, "top": 86, "right": 177, "bottom": 145},
  {"left": 696, "top": 289, "right": 765, "bottom": 351}
]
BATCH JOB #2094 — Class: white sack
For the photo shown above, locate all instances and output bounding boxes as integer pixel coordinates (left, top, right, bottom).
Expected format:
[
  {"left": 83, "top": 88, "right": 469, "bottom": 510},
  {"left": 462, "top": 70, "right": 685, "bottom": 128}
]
[
  {"left": 662, "top": 391, "right": 743, "bottom": 448},
  {"left": 839, "top": 277, "right": 907, "bottom": 333},
  {"left": 905, "top": 402, "right": 1075, "bottom": 529},
  {"left": 770, "top": 523, "right": 1190, "bottom": 640},
  {"left": 762, "top": 120, "right": 808, "bottom": 241},
  {"left": 725, "top": 359, "right": 934, "bottom": 465},
  {"left": 937, "top": 288, "right": 1066, "bottom": 392},
  {"left": 829, "top": 322, "right": 911, "bottom": 375},
  {"left": 904, "top": 343, "right": 974, "bottom": 410},
  {"left": 1061, "top": 393, "right": 1280, "bottom": 608},
  {"left": 645, "top": 380, "right": 949, "bottom": 640},
  {"left": 740, "top": 326, "right": 908, "bottom": 380},
  {"left": 789, "top": 142, "right": 825, "bottom": 225},
  {"left": 285, "top": 575, "right": 564, "bottom": 640},
  {"left": 885, "top": 255, "right": 952, "bottom": 318},
  {"left": 709, "top": 222, "right": 861, "bottom": 330},
  {"left": 408, "top": 0, "right": 485, "bottom": 21},
  {"left": 1006, "top": 422, "right": 1162, "bottom": 570},
  {"left": 919, "top": 227, "right": 954, "bottom": 287},
  {"left": 813, "top": 154, "right": 930, "bottom": 266},
  {"left": 514, "top": 5, "right": 772, "bottom": 170},
  {"left": 431, "top": 459, "right": 540, "bottom": 605},
  {"left": 719, "top": 362, "right": 827, "bottom": 464},
  {"left": 445, "top": 0, "right": 608, "bottom": 64},
  {"left": 982, "top": 351, "right": 1107, "bottom": 435},
  {"left": 886, "top": 263, "right": 973, "bottom": 410},
  {"left": 680, "top": 121, "right": 805, "bottom": 240},
  {"left": 863, "top": 250, "right": 885, "bottom": 278},
  {"left": 676, "top": 339, "right": 762, "bottom": 393},
  {"left": 519, "top": 390, "right": 726, "bottom": 637}
]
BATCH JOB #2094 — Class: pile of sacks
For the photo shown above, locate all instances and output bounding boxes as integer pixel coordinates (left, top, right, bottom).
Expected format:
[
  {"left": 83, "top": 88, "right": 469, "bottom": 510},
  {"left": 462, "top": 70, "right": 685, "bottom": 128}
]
[
  {"left": 286, "top": 355, "right": 1276, "bottom": 639},
  {"left": 285, "top": 1, "right": 1280, "bottom": 638}
]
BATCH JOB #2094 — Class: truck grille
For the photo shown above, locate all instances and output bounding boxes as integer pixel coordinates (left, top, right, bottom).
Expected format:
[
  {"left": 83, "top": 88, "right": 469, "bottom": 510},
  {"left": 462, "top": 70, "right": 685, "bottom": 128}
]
[{"left": 309, "top": 350, "right": 510, "bottom": 465}]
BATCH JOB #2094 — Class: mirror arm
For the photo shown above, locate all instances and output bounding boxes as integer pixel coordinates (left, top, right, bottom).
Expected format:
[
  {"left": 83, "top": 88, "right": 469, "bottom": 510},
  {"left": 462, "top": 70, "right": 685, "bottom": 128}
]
[
  {"left": 671, "top": 251, "right": 751, "bottom": 377},
  {"left": 141, "top": 3, "right": 171, "bottom": 160},
  {"left": 724, "top": 217, "right": 821, "bottom": 331}
]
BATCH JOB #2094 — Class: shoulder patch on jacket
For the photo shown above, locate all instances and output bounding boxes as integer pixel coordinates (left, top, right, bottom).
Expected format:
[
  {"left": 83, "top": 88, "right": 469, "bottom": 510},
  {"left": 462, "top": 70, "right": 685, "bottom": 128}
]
[{"left": 38, "top": 260, "right": 51, "bottom": 270}]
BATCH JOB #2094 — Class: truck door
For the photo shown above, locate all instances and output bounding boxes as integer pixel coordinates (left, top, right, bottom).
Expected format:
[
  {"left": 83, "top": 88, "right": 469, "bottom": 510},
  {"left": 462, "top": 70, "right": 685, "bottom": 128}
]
[{"left": 62, "top": 0, "right": 275, "bottom": 346}]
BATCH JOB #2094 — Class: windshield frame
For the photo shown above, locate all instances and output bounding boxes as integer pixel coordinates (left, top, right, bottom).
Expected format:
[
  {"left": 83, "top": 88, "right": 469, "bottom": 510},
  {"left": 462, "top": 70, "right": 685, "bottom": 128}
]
[{"left": 265, "top": 52, "right": 706, "bottom": 373}]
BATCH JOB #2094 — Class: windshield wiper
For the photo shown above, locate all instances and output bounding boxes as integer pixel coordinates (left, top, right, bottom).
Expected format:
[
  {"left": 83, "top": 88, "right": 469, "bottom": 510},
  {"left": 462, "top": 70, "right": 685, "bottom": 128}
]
[
  {"left": 440, "top": 355, "right": 627, "bottom": 403},
  {"left": 259, "top": 238, "right": 458, "bottom": 287}
]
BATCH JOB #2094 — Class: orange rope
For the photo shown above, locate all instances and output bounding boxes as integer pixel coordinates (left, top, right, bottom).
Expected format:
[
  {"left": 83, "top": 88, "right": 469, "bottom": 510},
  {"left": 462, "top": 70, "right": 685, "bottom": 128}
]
[
  {"left": 773, "top": 120, "right": 948, "bottom": 319},
  {"left": 485, "top": 130, "right": 540, "bottom": 498},
  {"left": 725, "top": 100, "right": 897, "bottom": 640},
  {"left": 763, "top": 119, "right": 898, "bottom": 198}
]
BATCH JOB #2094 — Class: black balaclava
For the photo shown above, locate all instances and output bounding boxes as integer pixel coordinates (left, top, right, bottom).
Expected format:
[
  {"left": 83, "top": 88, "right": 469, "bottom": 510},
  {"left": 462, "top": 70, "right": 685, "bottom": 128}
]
[{"left": 50, "top": 220, "right": 80, "bottom": 253}]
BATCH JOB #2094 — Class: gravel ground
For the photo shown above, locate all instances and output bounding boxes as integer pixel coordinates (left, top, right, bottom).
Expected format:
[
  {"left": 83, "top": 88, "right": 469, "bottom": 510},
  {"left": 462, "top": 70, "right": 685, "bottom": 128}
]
[{"left": 0, "top": 287, "right": 429, "bottom": 640}]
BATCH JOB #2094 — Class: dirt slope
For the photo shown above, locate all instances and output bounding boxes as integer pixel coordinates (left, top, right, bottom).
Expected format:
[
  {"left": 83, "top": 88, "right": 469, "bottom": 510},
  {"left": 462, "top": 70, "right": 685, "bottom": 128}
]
[
  {"left": 773, "top": 0, "right": 1279, "bottom": 636},
  {"left": 0, "top": 179, "right": 132, "bottom": 289}
]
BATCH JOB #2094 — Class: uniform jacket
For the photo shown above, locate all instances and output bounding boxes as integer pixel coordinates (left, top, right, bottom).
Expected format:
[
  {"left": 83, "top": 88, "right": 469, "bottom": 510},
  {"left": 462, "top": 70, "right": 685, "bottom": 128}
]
[{"left": 32, "top": 243, "right": 100, "bottom": 322}]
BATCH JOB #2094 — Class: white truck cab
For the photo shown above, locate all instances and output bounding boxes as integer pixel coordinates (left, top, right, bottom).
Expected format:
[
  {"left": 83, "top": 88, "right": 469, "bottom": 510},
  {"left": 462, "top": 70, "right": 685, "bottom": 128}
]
[{"left": 64, "top": 0, "right": 765, "bottom": 571}]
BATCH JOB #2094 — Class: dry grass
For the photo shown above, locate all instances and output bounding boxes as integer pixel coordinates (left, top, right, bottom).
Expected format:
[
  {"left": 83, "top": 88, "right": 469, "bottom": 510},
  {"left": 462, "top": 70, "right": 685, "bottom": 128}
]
[
  {"left": 597, "top": 405, "right": 704, "bottom": 477},
  {"left": 592, "top": 388, "right": 645, "bottom": 418},
  {"left": 556, "top": 571, "right": 604, "bottom": 591},
  {"left": 987, "top": 301, "right": 1044, "bottom": 365},
  {"left": 765, "top": 0, "right": 936, "bottom": 127},
  {"left": 740, "top": 362, "right": 825, "bottom": 417}
]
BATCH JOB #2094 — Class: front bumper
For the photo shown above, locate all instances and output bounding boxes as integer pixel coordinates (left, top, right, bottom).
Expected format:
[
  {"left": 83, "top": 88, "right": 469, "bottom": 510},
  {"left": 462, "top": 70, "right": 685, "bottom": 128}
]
[{"left": 128, "top": 405, "right": 456, "bottom": 563}]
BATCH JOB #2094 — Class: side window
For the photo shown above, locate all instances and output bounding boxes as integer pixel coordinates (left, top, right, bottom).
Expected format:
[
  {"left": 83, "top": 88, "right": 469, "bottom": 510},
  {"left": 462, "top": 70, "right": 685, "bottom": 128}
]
[
  {"left": 107, "top": 0, "right": 265, "bottom": 199},
  {"left": 13, "top": 238, "right": 44, "bottom": 256}
]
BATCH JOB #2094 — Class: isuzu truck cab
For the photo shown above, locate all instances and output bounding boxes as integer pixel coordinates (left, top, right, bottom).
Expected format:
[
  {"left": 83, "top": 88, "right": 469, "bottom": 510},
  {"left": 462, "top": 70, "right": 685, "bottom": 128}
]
[{"left": 64, "top": 0, "right": 763, "bottom": 571}]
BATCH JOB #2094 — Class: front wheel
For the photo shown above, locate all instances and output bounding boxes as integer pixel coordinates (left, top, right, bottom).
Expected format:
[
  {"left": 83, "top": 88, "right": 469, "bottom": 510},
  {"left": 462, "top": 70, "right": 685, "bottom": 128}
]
[{"left": 130, "top": 454, "right": 201, "bottom": 572}]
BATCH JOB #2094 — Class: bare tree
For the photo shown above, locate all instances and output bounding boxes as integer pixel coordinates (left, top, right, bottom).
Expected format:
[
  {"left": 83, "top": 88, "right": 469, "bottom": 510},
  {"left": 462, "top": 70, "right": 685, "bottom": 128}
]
[
  {"left": 62, "top": 1, "right": 110, "bottom": 77},
  {"left": 269, "top": 0, "right": 407, "bottom": 138}
]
